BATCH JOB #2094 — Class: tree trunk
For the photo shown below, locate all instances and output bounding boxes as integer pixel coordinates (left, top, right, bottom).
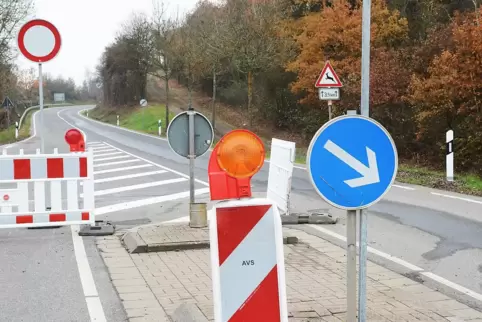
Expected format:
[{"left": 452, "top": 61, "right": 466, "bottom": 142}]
[
  {"left": 188, "top": 67, "right": 193, "bottom": 110},
  {"left": 247, "top": 70, "right": 253, "bottom": 127},
  {"left": 164, "top": 71, "right": 170, "bottom": 134},
  {"left": 211, "top": 69, "right": 217, "bottom": 131}
]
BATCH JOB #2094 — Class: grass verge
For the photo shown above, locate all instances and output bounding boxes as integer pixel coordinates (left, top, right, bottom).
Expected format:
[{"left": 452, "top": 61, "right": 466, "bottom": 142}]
[
  {"left": 269, "top": 148, "right": 482, "bottom": 196},
  {"left": 0, "top": 109, "right": 34, "bottom": 145},
  {"left": 85, "top": 105, "right": 482, "bottom": 197},
  {"left": 85, "top": 104, "right": 176, "bottom": 137}
]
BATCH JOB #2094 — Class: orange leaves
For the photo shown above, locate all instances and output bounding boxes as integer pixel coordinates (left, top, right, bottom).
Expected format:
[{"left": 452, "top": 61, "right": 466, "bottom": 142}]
[
  {"left": 408, "top": 9, "right": 482, "bottom": 120},
  {"left": 284, "top": 0, "right": 409, "bottom": 108}
]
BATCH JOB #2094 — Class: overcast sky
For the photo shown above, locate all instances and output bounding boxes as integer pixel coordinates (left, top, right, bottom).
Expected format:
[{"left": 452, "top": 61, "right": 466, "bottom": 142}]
[{"left": 15, "top": 0, "right": 198, "bottom": 86}]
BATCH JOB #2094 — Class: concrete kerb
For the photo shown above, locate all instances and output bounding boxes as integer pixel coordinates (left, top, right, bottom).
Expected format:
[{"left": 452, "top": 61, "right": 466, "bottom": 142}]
[{"left": 120, "top": 222, "right": 299, "bottom": 254}]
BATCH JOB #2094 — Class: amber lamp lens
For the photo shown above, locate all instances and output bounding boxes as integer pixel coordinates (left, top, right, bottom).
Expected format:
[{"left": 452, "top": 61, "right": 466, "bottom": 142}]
[{"left": 216, "top": 130, "right": 265, "bottom": 178}]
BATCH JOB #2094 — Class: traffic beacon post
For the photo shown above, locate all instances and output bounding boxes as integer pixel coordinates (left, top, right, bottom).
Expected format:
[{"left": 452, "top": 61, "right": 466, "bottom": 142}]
[
  {"left": 64, "top": 129, "right": 115, "bottom": 237},
  {"left": 306, "top": 115, "right": 398, "bottom": 322},
  {"left": 207, "top": 129, "right": 288, "bottom": 322},
  {"left": 65, "top": 129, "right": 85, "bottom": 152}
]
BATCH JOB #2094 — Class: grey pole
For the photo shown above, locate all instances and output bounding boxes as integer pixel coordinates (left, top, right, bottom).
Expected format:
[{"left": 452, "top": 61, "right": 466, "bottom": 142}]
[
  {"left": 358, "top": 0, "right": 372, "bottom": 318},
  {"left": 188, "top": 109, "right": 195, "bottom": 205},
  {"left": 347, "top": 210, "right": 357, "bottom": 322},
  {"left": 38, "top": 63, "right": 45, "bottom": 153},
  {"left": 328, "top": 100, "right": 333, "bottom": 120}
]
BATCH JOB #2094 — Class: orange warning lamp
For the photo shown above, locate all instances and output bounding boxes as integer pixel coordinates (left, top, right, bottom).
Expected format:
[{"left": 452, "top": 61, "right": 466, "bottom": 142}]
[
  {"left": 65, "top": 129, "right": 85, "bottom": 152},
  {"left": 208, "top": 129, "right": 265, "bottom": 201}
]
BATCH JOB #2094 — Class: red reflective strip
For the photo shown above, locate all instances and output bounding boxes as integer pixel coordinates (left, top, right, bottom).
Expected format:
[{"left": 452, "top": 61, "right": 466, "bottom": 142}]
[
  {"left": 49, "top": 213, "right": 66, "bottom": 222},
  {"left": 79, "top": 158, "right": 87, "bottom": 177},
  {"left": 81, "top": 212, "right": 90, "bottom": 220},
  {"left": 229, "top": 266, "right": 281, "bottom": 322},
  {"left": 16, "top": 215, "right": 33, "bottom": 224},
  {"left": 47, "top": 158, "right": 64, "bottom": 178},
  {"left": 216, "top": 205, "right": 270, "bottom": 266},
  {"left": 13, "top": 159, "right": 31, "bottom": 179}
]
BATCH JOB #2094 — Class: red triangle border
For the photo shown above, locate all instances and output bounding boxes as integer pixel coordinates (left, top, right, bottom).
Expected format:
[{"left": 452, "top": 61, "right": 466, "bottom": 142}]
[{"left": 315, "top": 61, "right": 343, "bottom": 88}]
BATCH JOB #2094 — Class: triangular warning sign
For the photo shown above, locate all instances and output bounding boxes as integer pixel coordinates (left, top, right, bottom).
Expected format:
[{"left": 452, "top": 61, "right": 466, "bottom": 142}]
[
  {"left": 1, "top": 97, "right": 14, "bottom": 108},
  {"left": 315, "top": 61, "right": 343, "bottom": 88}
]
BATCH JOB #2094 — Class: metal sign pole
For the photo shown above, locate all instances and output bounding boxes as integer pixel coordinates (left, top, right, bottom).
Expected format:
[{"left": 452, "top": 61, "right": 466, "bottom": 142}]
[
  {"left": 358, "top": 0, "right": 372, "bottom": 318},
  {"left": 328, "top": 100, "right": 333, "bottom": 120},
  {"left": 188, "top": 109, "right": 195, "bottom": 204},
  {"left": 38, "top": 63, "right": 45, "bottom": 153},
  {"left": 347, "top": 209, "right": 357, "bottom": 322}
]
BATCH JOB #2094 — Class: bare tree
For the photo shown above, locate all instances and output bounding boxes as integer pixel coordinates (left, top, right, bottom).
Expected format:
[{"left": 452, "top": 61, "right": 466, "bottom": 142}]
[
  {"left": 187, "top": 0, "right": 228, "bottom": 130},
  {"left": 221, "top": 0, "right": 282, "bottom": 126},
  {"left": 0, "top": 0, "right": 33, "bottom": 62},
  {"left": 150, "top": 0, "right": 179, "bottom": 131}
]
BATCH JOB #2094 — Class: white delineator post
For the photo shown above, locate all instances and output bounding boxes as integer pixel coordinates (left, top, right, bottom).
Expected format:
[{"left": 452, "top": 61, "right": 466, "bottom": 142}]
[
  {"left": 15, "top": 122, "right": 19, "bottom": 139},
  {"left": 209, "top": 198, "right": 288, "bottom": 322},
  {"left": 446, "top": 129, "right": 454, "bottom": 182},
  {"left": 158, "top": 120, "right": 162, "bottom": 136},
  {"left": 117, "top": 115, "right": 119, "bottom": 126}
]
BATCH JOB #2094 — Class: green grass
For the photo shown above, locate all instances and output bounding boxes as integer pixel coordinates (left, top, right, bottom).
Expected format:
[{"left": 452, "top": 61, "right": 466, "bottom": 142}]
[
  {"left": 265, "top": 145, "right": 482, "bottom": 196},
  {"left": 397, "top": 163, "right": 482, "bottom": 196},
  {"left": 86, "top": 104, "right": 175, "bottom": 136},
  {"left": 0, "top": 109, "right": 34, "bottom": 145}
]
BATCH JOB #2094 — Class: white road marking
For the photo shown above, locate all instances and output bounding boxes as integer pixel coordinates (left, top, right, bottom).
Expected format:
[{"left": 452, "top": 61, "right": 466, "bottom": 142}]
[
  {"left": 71, "top": 225, "right": 107, "bottom": 322},
  {"left": 84, "top": 178, "right": 186, "bottom": 197},
  {"left": 94, "top": 188, "right": 210, "bottom": 215},
  {"left": 57, "top": 109, "right": 107, "bottom": 321},
  {"left": 86, "top": 142, "right": 104, "bottom": 146},
  {"left": 422, "top": 272, "right": 482, "bottom": 302},
  {"left": 94, "top": 155, "right": 131, "bottom": 162},
  {"left": 308, "top": 224, "right": 482, "bottom": 303},
  {"left": 94, "top": 159, "right": 141, "bottom": 168},
  {"left": 392, "top": 184, "right": 416, "bottom": 191},
  {"left": 94, "top": 164, "right": 153, "bottom": 175},
  {"left": 94, "top": 151, "right": 124, "bottom": 158},
  {"left": 92, "top": 147, "right": 116, "bottom": 152},
  {"left": 57, "top": 110, "right": 107, "bottom": 322},
  {"left": 101, "top": 141, "right": 210, "bottom": 186},
  {"left": 431, "top": 192, "right": 482, "bottom": 205},
  {"left": 91, "top": 170, "right": 167, "bottom": 184}
]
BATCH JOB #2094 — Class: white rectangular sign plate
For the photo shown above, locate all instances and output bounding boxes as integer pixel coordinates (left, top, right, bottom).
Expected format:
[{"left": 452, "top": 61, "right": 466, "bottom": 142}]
[{"left": 318, "top": 88, "right": 340, "bottom": 100}]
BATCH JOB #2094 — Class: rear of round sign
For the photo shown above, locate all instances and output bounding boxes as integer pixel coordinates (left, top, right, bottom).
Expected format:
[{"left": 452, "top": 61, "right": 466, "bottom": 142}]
[
  {"left": 167, "top": 111, "right": 214, "bottom": 158},
  {"left": 17, "top": 19, "right": 61, "bottom": 63}
]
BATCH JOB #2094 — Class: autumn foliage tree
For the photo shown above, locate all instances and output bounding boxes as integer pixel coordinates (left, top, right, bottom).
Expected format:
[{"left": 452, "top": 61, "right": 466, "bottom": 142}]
[
  {"left": 408, "top": 8, "right": 482, "bottom": 173},
  {"left": 96, "top": 0, "right": 482, "bottom": 175},
  {"left": 285, "top": 0, "right": 409, "bottom": 110}
]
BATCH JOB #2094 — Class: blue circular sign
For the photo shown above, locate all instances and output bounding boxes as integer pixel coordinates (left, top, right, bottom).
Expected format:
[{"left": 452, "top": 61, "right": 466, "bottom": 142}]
[{"left": 307, "top": 115, "right": 398, "bottom": 210}]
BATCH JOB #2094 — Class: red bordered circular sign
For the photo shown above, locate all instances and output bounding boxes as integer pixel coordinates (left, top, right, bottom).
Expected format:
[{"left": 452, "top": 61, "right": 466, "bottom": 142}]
[
  {"left": 3, "top": 195, "right": 9, "bottom": 201},
  {"left": 17, "top": 19, "right": 61, "bottom": 63}
]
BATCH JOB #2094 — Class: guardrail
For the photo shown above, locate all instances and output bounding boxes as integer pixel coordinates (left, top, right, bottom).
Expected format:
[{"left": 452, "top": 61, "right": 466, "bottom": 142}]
[{"left": 18, "top": 103, "right": 73, "bottom": 130}]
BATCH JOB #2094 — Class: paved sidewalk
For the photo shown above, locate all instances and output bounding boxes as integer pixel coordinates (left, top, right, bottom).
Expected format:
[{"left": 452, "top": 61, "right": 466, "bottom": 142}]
[{"left": 96, "top": 225, "right": 482, "bottom": 322}]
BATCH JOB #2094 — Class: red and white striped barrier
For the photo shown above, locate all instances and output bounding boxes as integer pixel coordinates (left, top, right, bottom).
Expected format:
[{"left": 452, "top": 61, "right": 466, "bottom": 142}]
[
  {"left": 0, "top": 147, "right": 94, "bottom": 229},
  {"left": 209, "top": 198, "right": 288, "bottom": 322}
]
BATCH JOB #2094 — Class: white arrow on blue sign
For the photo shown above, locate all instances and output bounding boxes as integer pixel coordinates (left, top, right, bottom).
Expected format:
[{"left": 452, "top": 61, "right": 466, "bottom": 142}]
[{"left": 307, "top": 115, "right": 398, "bottom": 210}]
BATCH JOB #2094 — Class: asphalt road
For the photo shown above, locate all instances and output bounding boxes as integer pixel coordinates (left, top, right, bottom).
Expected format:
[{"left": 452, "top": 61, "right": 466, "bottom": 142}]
[
  {"left": 0, "top": 107, "right": 127, "bottom": 322},
  {"left": 62, "top": 105, "right": 482, "bottom": 305},
  {"left": 2, "top": 104, "right": 482, "bottom": 319}
]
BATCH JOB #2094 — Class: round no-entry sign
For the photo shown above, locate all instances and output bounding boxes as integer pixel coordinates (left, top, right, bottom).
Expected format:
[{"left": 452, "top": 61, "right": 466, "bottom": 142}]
[
  {"left": 17, "top": 19, "right": 61, "bottom": 63},
  {"left": 3, "top": 195, "right": 9, "bottom": 201}
]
